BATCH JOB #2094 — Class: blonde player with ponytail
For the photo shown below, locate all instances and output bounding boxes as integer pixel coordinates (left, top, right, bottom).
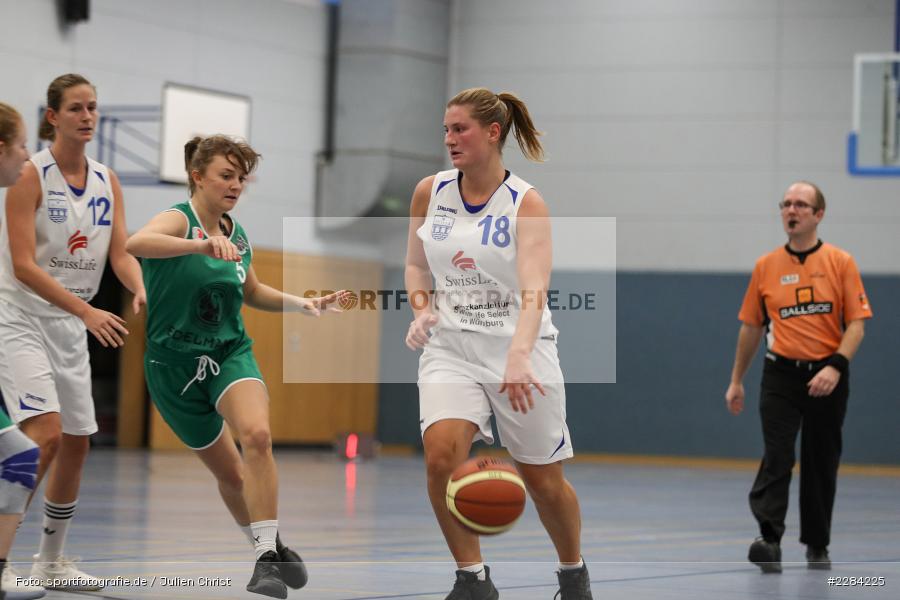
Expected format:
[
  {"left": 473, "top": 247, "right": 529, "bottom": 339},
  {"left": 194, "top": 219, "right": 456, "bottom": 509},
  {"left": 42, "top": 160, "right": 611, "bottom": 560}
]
[
  {"left": 0, "top": 74, "right": 145, "bottom": 592},
  {"left": 405, "top": 88, "right": 593, "bottom": 600}
]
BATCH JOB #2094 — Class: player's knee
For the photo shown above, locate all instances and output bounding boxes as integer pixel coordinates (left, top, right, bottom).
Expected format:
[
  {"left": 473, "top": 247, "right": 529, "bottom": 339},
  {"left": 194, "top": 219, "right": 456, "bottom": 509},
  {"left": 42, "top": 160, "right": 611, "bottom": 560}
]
[
  {"left": 424, "top": 446, "right": 457, "bottom": 479},
  {"left": 30, "top": 426, "right": 62, "bottom": 457},
  {"left": 239, "top": 427, "right": 272, "bottom": 455},
  {"left": 520, "top": 468, "right": 565, "bottom": 503},
  {"left": 527, "top": 480, "right": 564, "bottom": 504}
]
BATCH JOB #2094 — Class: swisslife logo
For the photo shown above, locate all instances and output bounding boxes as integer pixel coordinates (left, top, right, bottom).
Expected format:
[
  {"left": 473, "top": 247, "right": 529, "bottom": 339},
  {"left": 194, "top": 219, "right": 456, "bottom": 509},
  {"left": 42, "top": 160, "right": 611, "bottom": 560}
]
[
  {"left": 68, "top": 230, "right": 88, "bottom": 254},
  {"left": 451, "top": 250, "right": 476, "bottom": 271},
  {"left": 444, "top": 250, "right": 496, "bottom": 288},
  {"left": 49, "top": 230, "right": 97, "bottom": 271}
]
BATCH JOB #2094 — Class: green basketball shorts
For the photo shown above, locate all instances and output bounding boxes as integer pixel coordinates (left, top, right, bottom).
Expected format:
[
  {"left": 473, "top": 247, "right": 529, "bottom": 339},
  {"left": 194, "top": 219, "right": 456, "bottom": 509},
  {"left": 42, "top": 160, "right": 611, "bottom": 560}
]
[{"left": 145, "top": 339, "right": 265, "bottom": 449}]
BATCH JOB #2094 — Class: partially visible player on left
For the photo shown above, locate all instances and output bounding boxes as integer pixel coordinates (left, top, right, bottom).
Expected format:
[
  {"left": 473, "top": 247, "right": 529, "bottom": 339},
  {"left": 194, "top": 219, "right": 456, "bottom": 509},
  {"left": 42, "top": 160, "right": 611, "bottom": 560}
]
[
  {"left": 0, "top": 102, "right": 45, "bottom": 600},
  {"left": 0, "top": 74, "right": 145, "bottom": 593}
]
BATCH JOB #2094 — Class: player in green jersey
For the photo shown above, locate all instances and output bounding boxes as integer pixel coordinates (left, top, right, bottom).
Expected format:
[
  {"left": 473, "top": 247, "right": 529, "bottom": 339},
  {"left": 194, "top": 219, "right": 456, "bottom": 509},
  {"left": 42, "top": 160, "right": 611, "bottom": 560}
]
[{"left": 126, "top": 134, "right": 346, "bottom": 599}]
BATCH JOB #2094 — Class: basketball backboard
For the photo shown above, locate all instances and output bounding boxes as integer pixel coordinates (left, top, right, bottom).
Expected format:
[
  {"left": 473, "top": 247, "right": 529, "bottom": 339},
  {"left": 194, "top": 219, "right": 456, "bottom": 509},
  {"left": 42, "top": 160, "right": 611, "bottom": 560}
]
[{"left": 848, "top": 52, "right": 900, "bottom": 176}]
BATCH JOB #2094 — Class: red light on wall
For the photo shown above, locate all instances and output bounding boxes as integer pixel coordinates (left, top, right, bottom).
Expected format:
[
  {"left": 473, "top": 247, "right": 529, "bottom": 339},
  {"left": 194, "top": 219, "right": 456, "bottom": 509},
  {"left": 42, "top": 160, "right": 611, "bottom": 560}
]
[
  {"left": 345, "top": 433, "right": 358, "bottom": 460},
  {"left": 334, "top": 432, "right": 379, "bottom": 461}
]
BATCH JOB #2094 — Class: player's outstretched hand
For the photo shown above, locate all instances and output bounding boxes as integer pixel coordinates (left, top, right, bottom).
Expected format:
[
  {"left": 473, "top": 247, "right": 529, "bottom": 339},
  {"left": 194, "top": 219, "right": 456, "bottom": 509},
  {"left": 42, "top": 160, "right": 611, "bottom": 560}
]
[
  {"left": 725, "top": 381, "right": 745, "bottom": 415},
  {"left": 295, "top": 290, "right": 351, "bottom": 316},
  {"left": 405, "top": 313, "right": 438, "bottom": 350},
  {"left": 201, "top": 235, "right": 242, "bottom": 262},
  {"left": 81, "top": 306, "right": 129, "bottom": 348},
  {"left": 500, "top": 354, "right": 545, "bottom": 414}
]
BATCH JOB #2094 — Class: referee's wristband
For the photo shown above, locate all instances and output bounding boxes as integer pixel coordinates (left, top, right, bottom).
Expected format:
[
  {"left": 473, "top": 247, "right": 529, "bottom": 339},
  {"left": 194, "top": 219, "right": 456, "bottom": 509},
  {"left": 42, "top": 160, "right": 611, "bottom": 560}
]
[{"left": 827, "top": 353, "right": 849, "bottom": 374}]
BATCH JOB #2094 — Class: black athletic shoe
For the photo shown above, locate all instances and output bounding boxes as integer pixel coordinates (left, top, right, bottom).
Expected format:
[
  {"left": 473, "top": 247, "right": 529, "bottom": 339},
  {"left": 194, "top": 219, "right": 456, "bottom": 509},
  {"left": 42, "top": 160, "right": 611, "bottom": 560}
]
[
  {"left": 275, "top": 533, "right": 308, "bottom": 589},
  {"left": 445, "top": 565, "right": 499, "bottom": 600},
  {"left": 246, "top": 551, "right": 287, "bottom": 599},
  {"left": 748, "top": 537, "right": 782, "bottom": 574},
  {"left": 806, "top": 546, "right": 831, "bottom": 570},
  {"left": 555, "top": 561, "right": 593, "bottom": 599}
]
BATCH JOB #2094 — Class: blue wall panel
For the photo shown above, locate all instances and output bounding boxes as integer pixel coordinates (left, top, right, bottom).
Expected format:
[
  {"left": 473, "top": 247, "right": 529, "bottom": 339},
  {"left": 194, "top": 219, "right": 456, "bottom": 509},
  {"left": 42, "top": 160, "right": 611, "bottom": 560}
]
[{"left": 378, "top": 271, "right": 899, "bottom": 465}]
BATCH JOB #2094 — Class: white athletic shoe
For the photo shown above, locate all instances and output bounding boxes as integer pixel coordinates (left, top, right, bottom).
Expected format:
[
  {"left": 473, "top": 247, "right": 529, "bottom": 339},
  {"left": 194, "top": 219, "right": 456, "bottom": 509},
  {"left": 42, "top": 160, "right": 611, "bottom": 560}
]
[
  {"left": 29, "top": 555, "right": 104, "bottom": 591},
  {"left": 0, "top": 563, "right": 47, "bottom": 599}
]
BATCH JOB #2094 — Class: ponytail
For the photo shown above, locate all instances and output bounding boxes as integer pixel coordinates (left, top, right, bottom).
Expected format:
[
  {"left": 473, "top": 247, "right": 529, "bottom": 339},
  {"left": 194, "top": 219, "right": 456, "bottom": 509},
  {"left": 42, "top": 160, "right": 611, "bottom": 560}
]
[
  {"left": 497, "top": 92, "right": 544, "bottom": 162},
  {"left": 38, "top": 110, "right": 55, "bottom": 142},
  {"left": 184, "top": 136, "right": 202, "bottom": 171},
  {"left": 447, "top": 88, "right": 544, "bottom": 162},
  {"left": 184, "top": 136, "right": 203, "bottom": 194}
]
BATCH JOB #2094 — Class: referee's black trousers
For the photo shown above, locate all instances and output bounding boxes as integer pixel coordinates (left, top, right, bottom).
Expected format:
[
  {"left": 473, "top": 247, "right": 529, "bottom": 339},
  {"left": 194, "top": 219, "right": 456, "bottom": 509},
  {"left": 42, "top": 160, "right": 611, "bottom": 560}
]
[{"left": 749, "top": 359, "right": 848, "bottom": 548}]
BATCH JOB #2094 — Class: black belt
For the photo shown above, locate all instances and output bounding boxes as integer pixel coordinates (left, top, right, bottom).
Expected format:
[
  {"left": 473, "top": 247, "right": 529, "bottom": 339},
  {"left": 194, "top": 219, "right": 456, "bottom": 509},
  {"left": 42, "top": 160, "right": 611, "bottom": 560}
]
[{"left": 765, "top": 351, "right": 828, "bottom": 372}]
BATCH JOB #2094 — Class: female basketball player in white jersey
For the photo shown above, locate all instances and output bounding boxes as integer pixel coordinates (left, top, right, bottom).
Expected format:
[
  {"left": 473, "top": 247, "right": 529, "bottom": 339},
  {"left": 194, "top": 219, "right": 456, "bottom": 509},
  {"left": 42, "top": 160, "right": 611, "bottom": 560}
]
[
  {"left": 0, "top": 74, "right": 145, "bottom": 592},
  {"left": 0, "top": 102, "right": 46, "bottom": 599},
  {"left": 405, "top": 88, "right": 593, "bottom": 600}
]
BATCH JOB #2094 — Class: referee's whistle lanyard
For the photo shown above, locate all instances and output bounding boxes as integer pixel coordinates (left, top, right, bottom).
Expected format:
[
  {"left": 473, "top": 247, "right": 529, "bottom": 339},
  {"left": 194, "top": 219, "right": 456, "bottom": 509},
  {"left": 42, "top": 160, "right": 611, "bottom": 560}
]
[{"left": 181, "top": 355, "right": 221, "bottom": 395}]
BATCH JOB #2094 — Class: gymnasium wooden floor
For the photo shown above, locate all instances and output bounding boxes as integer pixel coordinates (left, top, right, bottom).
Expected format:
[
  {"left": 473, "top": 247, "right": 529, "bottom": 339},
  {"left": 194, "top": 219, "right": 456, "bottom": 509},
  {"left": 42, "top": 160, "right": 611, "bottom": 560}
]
[{"left": 10, "top": 450, "right": 898, "bottom": 599}]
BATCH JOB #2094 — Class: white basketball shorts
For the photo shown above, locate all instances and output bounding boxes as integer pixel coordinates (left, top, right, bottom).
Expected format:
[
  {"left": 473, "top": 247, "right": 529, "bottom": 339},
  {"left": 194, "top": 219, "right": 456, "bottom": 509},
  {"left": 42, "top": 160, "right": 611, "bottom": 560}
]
[
  {"left": 0, "top": 300, "right": 98, "bottom": 435},
  {"left": 418, "top": 328, "right": 573, "bottom": 464}
]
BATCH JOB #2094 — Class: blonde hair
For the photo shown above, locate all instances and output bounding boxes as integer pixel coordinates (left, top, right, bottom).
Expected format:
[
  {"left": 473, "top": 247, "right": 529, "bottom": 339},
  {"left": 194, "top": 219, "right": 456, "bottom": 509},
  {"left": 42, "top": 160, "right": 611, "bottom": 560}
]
[
  {"left": 184, "top": 135, "right": 261, "bottom": 195},
  {"left": 0, "top": 102, "right": 23, "bottom": 147},
  {"left": 448, "top": 88, "right": 544, "bottom": 162},
  {"left": 39, "top": 73, "right": 95, "bottom": 141}
]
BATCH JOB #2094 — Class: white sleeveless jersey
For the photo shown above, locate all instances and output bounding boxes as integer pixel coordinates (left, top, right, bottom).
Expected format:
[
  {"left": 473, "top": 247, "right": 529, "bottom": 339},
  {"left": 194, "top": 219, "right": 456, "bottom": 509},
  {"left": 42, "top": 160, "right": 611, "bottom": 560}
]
[
  {"left": 417, "top": 169, "right": 557, "bottom": 338},
  {"left": 0, "top": 148, "right": 114, "bottom": 317}
]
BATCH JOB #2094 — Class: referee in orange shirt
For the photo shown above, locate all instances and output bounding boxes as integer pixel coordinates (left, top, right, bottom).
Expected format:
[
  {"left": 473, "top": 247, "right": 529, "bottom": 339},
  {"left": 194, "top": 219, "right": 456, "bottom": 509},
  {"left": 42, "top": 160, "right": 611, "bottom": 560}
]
[{"left": 725, "top": 181, "right": 873, "bottom": 574}]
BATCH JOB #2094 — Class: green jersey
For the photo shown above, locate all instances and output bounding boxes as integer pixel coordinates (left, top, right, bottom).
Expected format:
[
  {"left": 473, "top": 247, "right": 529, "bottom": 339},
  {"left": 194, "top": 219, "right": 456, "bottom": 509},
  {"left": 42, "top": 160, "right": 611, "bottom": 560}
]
[{"left": 143, "top": 202, "right": 253, "bottom": 357}]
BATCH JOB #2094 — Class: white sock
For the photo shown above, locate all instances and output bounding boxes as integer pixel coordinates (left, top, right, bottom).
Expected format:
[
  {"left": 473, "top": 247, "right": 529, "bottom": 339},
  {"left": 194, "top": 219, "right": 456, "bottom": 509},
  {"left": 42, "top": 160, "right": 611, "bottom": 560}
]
[
  {"left": 250, "top": 520, "right": 278, "bottom": 560},
  {"left": 461, "top": 562, "right": 486, "bottom": 581},
  {"left": 238, "top": 524, "right": 255, "bottom": 546},
  {"left": 558, "top": 558, "right": 584, "bottom": 571},
  {"left": 38, "top": 499, "right": 78, "bottom": 561}
]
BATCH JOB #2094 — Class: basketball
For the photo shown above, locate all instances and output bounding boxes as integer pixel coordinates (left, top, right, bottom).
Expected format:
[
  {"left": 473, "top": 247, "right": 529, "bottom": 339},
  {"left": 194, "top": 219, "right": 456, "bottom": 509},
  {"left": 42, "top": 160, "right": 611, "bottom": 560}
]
[{"left": 446, "top": 457, "right": 527, "bottom": 535}]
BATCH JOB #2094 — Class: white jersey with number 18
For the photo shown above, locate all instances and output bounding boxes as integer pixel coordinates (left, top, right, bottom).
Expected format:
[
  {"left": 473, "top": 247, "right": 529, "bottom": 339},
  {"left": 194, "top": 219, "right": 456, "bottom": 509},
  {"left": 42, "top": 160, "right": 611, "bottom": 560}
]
[{"left": 417, "top": 168, "right": 557, "bottom": 338}]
